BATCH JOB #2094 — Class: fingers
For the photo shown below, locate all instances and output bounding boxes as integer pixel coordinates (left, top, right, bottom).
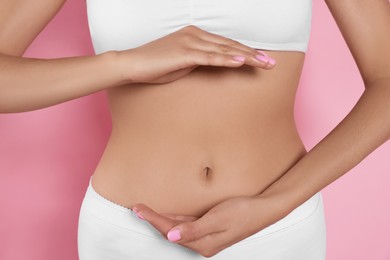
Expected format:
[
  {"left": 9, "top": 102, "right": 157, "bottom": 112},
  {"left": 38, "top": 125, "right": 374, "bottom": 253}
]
[
  {"left": 191, "top": 40, "right": 276, "bottom": 69},
  {"left": 123, "top": 25, "right": 277, "bottom": 84},
  {"left": 184, "top": 49, "right": 275, "bottom": 70},
  {"left": 166, "top": 213, "right": 224, "bottom": 243},
  {"left": 183, "top": 48, "right": 247, "bottom": 68},
  {"left": 160, "top": 212, "right": 199, "bottom": 222},
  {"left": 255, "top": 50, "right": 277, "bottom": 69},
  {"left": 180, "top": 25, "right": 276, "bottom": 69},
  {"left": 133, "top": 203, "right": 221, "bottom": 243},
  {"left": 133, "top": 203, "right": 227, "bottom": 257},
  {"left": 132, "top": 204, "right": 176, "bottom": 235}
]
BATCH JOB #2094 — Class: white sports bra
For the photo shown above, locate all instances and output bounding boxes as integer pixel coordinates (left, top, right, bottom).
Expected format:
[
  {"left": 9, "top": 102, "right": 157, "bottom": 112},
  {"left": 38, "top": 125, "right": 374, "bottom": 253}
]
[{"left": 86, "top": 0, "right": 312, "bottom": 54}]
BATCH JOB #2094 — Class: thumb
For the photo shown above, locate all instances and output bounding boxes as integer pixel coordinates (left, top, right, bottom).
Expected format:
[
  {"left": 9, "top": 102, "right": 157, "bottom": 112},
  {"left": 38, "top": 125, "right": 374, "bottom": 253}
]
[{"left": 166, "top": 216, "right": 220, "bottom": 243}]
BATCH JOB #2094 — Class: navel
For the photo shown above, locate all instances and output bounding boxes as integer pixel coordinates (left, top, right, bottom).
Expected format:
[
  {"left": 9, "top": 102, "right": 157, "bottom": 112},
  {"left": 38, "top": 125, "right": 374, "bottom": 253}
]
[{"left": 203, "top": 166, "right": 213, "bottom": 180}]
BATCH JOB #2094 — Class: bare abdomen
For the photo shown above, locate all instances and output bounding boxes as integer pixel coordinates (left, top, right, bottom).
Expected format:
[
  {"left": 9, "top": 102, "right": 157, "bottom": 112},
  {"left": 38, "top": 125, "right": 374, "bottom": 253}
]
[{"left": 92, "top": 51, "right": 306, "bottom": 217}]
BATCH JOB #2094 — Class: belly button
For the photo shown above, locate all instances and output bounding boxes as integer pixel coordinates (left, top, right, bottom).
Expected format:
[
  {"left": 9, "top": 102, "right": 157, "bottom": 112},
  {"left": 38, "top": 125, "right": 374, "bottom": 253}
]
[{"left": 203, "top": 167, "right": 212, "bottom": 179}]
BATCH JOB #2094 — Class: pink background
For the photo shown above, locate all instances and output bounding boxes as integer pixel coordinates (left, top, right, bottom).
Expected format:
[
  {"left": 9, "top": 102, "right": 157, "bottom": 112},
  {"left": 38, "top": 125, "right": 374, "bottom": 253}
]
[{"left": 0, "top": 0, "right": 389, "bottom": 259}]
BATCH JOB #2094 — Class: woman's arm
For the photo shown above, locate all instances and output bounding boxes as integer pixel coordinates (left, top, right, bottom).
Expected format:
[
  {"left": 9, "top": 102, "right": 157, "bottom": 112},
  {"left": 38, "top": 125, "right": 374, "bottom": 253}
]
[
  {"left": 256, "top": 0, "right": 390, "bottom": 216},
  {"left": 0, "top": 0, "right": 274, "bottom": 113},
  {"left": 0, "top": 0, "right": 125, "bottom": 113},
  {"left": 0, "top": 52, "right": 123, "bottom": 113},
  {"left": 132, "top": 0, "right": 390, "bottom": 257}
]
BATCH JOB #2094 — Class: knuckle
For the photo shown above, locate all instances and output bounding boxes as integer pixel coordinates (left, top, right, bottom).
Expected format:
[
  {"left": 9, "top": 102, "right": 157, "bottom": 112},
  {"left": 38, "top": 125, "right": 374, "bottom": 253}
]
[
  {"left": 179, "top": 33, "right": 194, "bottom": 44},
  {"left": 206, "top": 51, "right": 218, "bottom": 61},
  {"left": 187, "top": 223, "right": 200, "bottom": 238},
  {"left": 230, "top": 39, "right": 241, "bottom": 46},
  {"left": 182, "top": 25, "right": 200, "bottom": 33},
  {"left": 189, "top": 244, "right": 201, "bottom": 254},
  {"left": 219, "top": 44, "right": 231, "bottom": 53},
  {"left": 177, "top": 26, "right": 200, "bottom": 43},
  {"left": 195, "top": 236, "right": 218, "bottom": 258},
  {"left": 183, "top": 50, "right": 200, "bottom": 67},
  {"left": 199, "top": 247, "right": 216, "bottom": 258},
  {"left": 180, "top": 46, "right": 192, "bottom": 56}
]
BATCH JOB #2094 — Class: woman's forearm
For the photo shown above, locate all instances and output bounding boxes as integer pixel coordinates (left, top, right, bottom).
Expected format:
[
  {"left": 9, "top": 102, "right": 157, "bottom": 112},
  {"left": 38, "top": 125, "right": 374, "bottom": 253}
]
[
  {"left": 0, "top": 51, "right": 123, "bottom": 113},
  {"left": 256, "top": 78, "right": 390, "bottom": 217},
  {"left": 0, "top": 25, "right": 277, "bottom": 114},
  {"left": 256, "top": 0, "right": 390, "bottom": 219}
]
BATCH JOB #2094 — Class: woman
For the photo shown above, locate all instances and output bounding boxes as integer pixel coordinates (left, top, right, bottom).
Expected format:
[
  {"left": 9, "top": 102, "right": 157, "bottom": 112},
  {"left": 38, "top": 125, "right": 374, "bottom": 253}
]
[{"left": 1, "top": 0, "right": 389, "bottom": 259}]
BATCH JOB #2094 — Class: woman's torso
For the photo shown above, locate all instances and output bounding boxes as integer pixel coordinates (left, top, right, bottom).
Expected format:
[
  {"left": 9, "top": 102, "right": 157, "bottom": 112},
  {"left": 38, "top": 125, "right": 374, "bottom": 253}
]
[{"left": 87, "top": 0, "right": 312, "bottom": 217}]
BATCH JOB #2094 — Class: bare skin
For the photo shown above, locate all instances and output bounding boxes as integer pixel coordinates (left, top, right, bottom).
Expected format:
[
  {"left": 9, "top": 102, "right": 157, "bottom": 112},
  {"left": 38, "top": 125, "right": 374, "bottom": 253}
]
[
  {"left": 1, "top": 0, "right": 303, "bottom": 219},
  {"left": 0, "top": 4, "right": 274, "bottom": 112},
  {"left": 2, "top": 0, "right": 389, "bottom": 258},
  {"left": 92, "top": 49, "right": 305, "bottom": 217},
  {"left": 133, "top": 0, "right": 390, "bottom": 257}
]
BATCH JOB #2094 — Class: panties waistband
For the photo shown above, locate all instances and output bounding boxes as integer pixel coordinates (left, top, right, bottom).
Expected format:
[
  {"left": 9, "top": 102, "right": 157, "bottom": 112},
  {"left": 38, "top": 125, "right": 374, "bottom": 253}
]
[{"left": 80, "top": 177, "right": 322, "bottom": 242}]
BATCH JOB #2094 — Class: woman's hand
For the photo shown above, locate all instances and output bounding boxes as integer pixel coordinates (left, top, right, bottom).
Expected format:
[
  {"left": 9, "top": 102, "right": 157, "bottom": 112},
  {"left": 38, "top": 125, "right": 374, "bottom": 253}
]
[
  {"left": 116, "top": 25, "right": 276, "bottom": 84},
  {"left": 132, "top": 196, "right": 285, "bottom": 257}
]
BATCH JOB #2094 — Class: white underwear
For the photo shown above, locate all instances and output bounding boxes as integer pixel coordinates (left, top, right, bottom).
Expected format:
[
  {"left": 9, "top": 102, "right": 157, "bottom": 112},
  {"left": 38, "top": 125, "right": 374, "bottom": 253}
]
[{"left": 77, "top": 179, "right": 326, "bottom": 260}]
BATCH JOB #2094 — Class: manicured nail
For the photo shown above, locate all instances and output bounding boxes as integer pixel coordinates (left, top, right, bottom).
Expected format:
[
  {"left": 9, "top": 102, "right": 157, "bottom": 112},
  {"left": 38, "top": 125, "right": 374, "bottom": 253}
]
[
  {"left": 255, "top": 55, "right": 269, "bottom": 63},
  {"left": 256, "top": 50, "right": 276, "bottom": 65},
  {"left": 268, "top": 57, "right": 276, "bottom": 66},
  {"left": 232, "top": 56, "right": 245, "bottom": 62},
  {"left": 132, "top": 208, "right": 145, "bottom": 220},
  {"left": 135, "top": 211, "right": 145, "bottom": 220},
  {"left": 256, "top": 50, "right": 269, "bottom": 57},
  {"left": 167, "top": 229, "right": 181, "bottom": 242}
]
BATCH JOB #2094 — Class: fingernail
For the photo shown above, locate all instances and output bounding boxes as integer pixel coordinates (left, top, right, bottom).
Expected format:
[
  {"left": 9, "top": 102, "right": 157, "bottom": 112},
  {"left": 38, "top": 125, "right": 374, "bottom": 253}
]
[
  {"left": 167, "top": 229, "right": 181, "bottom": 242},
  {"left": 232, "top": 56, "right": 245, "bottom": 62},
  {"left": 255, "top": 55, "right": 269, "bottom": 63},
  {"left": 256, "top": 50, "right": 269, "bottom": 57},
  {"left": 135, "top": 212, "right": 145, "bottom": 220},
  {"left": 268, "top": 57, "right": 276, "bottom": 66},
  {"left": 256, "top": 50, "right": 276, "bottom": 65},
  {"left": 132, "top": 208, "right": 145, "bottom": 220}
]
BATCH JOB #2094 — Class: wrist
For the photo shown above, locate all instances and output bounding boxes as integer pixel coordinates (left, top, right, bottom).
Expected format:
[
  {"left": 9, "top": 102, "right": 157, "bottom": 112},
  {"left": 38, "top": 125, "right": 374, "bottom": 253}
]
[
  {"left": 252, "top": 194, "right": 292, "bottom": 225},
  {"left": 99, "top": 50, "right": 134, "bottom": 86},
  {"left": 108, "top": 50, "right": 138, "bottom": 85},
  {"left": 254, "top": 175, "right": 318, "bottom": 220},
  {"left": 254, "top": 169, "right": 313, "bottom": 218}
]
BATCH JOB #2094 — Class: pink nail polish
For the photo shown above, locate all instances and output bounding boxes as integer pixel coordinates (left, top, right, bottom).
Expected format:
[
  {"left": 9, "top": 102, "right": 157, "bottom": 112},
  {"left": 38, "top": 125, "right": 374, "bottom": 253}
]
[
  {"left": 255, "top": 55, "right": 269, "bottom": 63},
  {"left": 256, "top": 50, "right": 269, "bottom": 57},
  {"left": 232, "top": 56, "right": 245, "bottom": 62},
  {"left": 167, "top": 229, "right": 181, "bottom": 242},
  {"left": 135, "top": 211, "right": 145, "bottom": 220},
  {"left": 132, "top": 208, "right": 145, "bottom": 220},
  {"left": 268, "top": 57, "right": 276, "bottom": 66}
]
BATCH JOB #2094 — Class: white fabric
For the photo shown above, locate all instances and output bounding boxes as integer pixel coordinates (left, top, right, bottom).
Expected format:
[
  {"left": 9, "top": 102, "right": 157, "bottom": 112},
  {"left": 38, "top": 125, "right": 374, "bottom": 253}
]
[
  {"left": 86, "top": 0, "right": 312, "bottom": 54},
  {"left": 78, "top": 180, "right": 326, "bottom": 260}
]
